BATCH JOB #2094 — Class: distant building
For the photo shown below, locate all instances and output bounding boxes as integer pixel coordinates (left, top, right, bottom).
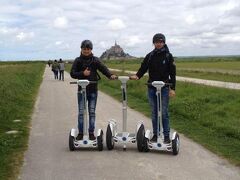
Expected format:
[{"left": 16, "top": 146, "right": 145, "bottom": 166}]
[{"left": 100, "top": 41, "right": 134, "bottom": 60}]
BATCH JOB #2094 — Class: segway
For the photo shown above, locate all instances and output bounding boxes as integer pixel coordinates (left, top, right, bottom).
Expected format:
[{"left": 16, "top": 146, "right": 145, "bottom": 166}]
[
  {"left": 69, "top": 80, "right": 103, "bottom": 151},
  {"left": 106, "top": 76, "right": 144, "bottom": 151},
  {"left": 138, "top": 81, "right": 180, "bottom": 155}
]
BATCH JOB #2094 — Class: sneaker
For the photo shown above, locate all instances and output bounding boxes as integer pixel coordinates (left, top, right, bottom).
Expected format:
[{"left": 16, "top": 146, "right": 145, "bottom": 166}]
[
  {"left": 164, "top": 136, "right": 171, "bottom": 144},
  {"left": 89, "top": 133, "right": 96, "bottom": 140},
  {"left": 76, "top": 133, "right": 83, "bottom": 140},
  {"left": 150, "top": 135, "right": 157, "bottom": 142}
]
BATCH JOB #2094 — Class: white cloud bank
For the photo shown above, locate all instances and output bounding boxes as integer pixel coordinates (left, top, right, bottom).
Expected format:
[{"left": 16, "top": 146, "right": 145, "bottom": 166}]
[{"left": 0, "top": 0, "right": 240, "bottom": 60}]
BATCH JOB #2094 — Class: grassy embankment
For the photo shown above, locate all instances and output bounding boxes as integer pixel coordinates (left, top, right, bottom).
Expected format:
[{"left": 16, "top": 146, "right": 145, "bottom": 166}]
[
  {"left": 104, "top": 56, "right": 240, "bottom": 83},
  {"left": 0, "top": 61, "right": 45, "bottom": 180}
]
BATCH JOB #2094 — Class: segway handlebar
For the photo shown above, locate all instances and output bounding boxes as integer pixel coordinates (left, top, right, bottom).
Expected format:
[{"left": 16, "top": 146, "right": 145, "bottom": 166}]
[
  {"left": 117, "top": 76, "right": 130, "bottom": 83},
  {"left": 70, "top": 81, "right": 78, "bottom": 84},
  {"left": 145, "top": 81, "right": 172, "bottom": 88},
  {"left": 69, "top": 80, "right": 97, "bottom": 85}
]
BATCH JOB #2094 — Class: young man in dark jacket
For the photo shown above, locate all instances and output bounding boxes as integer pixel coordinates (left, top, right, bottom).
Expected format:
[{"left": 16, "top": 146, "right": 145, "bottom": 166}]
[
  {"left": 71, "top": 40, "right": 117, "bottom": 140},
  {"left": 130, "top": 33, "right": 176, "bottom": 143}
]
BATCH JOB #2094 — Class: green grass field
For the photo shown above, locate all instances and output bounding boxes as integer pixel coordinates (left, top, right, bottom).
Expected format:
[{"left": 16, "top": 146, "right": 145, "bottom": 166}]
[
  {"left": 0, "top": 62, "right": 45, "bottom": 180},
  {"left": 103, "top": 57, "right": 240, "bottom": 83}
]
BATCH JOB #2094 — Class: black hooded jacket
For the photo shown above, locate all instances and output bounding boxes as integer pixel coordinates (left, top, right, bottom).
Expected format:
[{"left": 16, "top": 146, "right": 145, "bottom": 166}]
[
  {"left": 136, "top": 44, "right": 176, "bottom": 90},
  {"left": 70, "top": 54, "right": 112, "bottom": 93}
]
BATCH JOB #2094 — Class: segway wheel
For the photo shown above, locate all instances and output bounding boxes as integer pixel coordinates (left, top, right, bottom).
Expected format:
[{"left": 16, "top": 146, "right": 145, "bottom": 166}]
[
  {"left": 172, "top": 133, "right": 180, "bottom": 155},
  {"left": 69, "top": 131, "right": 75, "bottom": 151},
  {"left": 106, "top": 124, "right": 114, "bottom": 150},
  {"left": 136, "top": 124, "right": 145, "bottom": 152},
  {"left": 97, "top": 130, "right": 104, "bottom": 151},
  {"left": 143, "top": 137, "right": 150, "bottom": 152}
]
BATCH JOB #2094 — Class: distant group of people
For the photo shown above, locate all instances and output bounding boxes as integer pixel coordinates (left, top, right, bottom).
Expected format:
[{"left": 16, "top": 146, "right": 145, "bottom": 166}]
[{"left": 49, "top": 59, "right": 65, "bottom": 81}]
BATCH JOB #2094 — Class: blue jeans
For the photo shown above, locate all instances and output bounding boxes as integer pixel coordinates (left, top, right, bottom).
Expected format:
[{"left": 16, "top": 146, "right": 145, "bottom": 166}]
[
  {"left": 148, "top": 87, "right": 170, "bottom": 137},
  {"left": 59, "top": 70, "right": 64, "bottom": 81},
  {"left": 53, "top": 69, "right": 58, "bottom": 79},
  {"left": 77, "top": 91, "right": 97, "bottom": 134}
]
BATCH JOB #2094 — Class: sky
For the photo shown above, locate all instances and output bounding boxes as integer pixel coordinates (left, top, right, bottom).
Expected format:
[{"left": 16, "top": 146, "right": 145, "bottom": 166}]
[{"left": 0, "top": 0, "right": 240, "bottom": 60}]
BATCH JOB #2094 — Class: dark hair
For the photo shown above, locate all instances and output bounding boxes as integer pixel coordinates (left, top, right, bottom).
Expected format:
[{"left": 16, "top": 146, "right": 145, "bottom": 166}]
[
  {"left": 153, "top": 33, "right": 166, "bottom": 43},
  {"left": 81, "top": 40, "right": 93, "bottom": 49}
]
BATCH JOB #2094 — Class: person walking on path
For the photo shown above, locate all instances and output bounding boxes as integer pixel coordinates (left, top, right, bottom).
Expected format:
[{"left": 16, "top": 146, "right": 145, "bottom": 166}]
[
  {"left": 59, "top": 58, "right": 65, "bottom": 81},
  {"left": 130, "top": 33, "right": 176, "bottom": 143},
  {"left": 47, "top": 60, "right": 51, "bottom": 67},
  {"left": 52, "top": 60, "right": 59, "bottom": 80},
  {"left": 70, "top": 40, "right": 117, "bottom": 140}
]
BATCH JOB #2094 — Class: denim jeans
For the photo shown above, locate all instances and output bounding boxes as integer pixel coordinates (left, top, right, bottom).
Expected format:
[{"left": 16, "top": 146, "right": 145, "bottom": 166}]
[
  {"left": 59, "top": 70, "right": 64, "bottom": 81},
  {"left": 148, "top": 86, "right": 170, "bottom": 137},
  {"left": 53, "top": 70, "right": 58, "bottom": 79},
  {"left": 77, "top": 91, "right": 98, "bottom": 134}
]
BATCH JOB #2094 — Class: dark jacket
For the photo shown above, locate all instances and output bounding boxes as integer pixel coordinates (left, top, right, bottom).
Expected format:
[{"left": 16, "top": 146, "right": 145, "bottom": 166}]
[
  {"left": 70, "top": 54, "right": 112, "bottom": 93},
  {"left": 136, "top": 45, "right": 176, "bottom": 90}
]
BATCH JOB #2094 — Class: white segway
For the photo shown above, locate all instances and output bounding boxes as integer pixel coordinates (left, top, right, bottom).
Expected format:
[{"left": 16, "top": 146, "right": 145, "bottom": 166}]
[
  {"left": 69, "top": 80, "right": 103, "bottom": 151},
  {"left": 138, "top": 81, "right": 180, "bottom": 155},
  {"left": 106, "top": 76, "right": 144, "bottom": 151}
]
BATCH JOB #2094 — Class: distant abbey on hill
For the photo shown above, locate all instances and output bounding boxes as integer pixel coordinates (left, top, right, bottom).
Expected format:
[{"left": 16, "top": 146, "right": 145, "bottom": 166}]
[{"left": 100, "top": 41, "right": 134, "bottom": 60}]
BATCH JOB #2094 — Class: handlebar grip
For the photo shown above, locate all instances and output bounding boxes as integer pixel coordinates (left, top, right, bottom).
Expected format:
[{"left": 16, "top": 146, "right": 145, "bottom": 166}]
[
  {"left": 70, "top": 81, "right": 97, "bottom": 85},
  {"left": 165, "top": 83, "right": 172, "bottom": 86},
  {"left": 145, "top": 82, "right": 172, "bottom": 86},
  {"left": 89, "top": 81, "right": 97, "bottom": 84}
]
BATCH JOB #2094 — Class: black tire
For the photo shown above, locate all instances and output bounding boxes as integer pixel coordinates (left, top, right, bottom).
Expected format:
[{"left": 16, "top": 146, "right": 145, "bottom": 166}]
[
  {"left": 106, "top": 124, "right": 114, "bottom": 150},
  {"left": 143, "top": 137, "right": 150, "bottom": 152},
  {"left": 137, "top": 124, "right": 145, "bottom": 152},
  {"left": 97, "top": 130, "right": 103, "bottom": 151},
  {"left": 172, "top": 133, "right": 180, "bottom": 155},
  {"left": 69, "top": 131, "right": 75, "bottom": 151}
]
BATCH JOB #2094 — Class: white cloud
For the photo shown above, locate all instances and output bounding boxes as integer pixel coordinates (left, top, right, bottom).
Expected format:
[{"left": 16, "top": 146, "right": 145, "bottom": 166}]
[
  {"left": 107, "top": 18, "right": 126, "bottom": 31},
  {"left": 168, "top": 38, "right": 182, "bottom": 46},
  {"left": 1, "top": 0, "right": 240, "bottom": 60},
  {"left": 54, "top": 41, "right": 71, "bottom": 51},
  {"left": 123, "top": 35, "right": 142, "bottom": 47},
  {"left": 55, "top": 41, "right": 63, "bottom": 45},
  {"left": 0, "top": 27, "right": 9, "bottom": 34},
  {"left": 16, "top": 32, "right": 25, "bottom": 40},
  {"left": 0, "top": 27, "right": 18, "bottom": 35},
  {"left": 54, "top": 16, "right": 68, "bottom": 29},
  {"left": 185, "top": 15, "right": 197, "bottom": 25},
  {"left": 188, "top": 0, "right": 221, "bottom": 8},
  {"left": 99, "top": 41, "right": 108, "bottom": 49},
  {"left": 16, "top": 32, "right": 35, "bottom": 41},
  {"left": 219, "top": 35, "right": 240, "bottom": 43}
]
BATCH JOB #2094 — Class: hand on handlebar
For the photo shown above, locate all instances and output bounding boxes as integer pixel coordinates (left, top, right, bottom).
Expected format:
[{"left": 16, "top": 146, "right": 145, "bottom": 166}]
[
  {"left": 129, "top": 75, "right": 139, "bottom": 80},
  {"left": 83, "top": 68, "right": 91, "bottom": 76},
  {"left": 110, "top": 74, "right": 118, "bottom": 80}
]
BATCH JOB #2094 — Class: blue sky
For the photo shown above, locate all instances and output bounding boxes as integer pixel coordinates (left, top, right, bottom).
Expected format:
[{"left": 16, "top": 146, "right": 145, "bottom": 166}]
[{"left": 0, "top": 0, "right": 240, "bottom": 60}]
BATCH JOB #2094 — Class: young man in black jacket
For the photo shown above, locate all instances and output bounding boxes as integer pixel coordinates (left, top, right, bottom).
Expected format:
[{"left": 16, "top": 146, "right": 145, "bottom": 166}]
[
  {"left": 71, "top": 40, "right": 117, "bottom": 140},
  {"left": 130, "top": 33, "right": 176, "bottom": 143}
]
